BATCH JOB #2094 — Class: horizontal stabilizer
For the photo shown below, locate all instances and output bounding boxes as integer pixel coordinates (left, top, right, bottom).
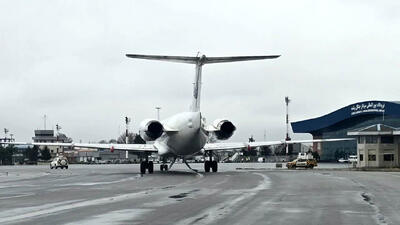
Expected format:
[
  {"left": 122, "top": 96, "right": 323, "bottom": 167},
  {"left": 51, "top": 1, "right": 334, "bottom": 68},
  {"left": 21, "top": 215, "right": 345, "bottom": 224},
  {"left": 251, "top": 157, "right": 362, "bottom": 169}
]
[
  {"left": 126, "top": 54, "right": 198, "bottom": 64},
  {"left": 126, "top": 54, "right": 280, "bottom": 65},
  {"left": 204, "top": 55, "right": 280, "bottom": 64}
]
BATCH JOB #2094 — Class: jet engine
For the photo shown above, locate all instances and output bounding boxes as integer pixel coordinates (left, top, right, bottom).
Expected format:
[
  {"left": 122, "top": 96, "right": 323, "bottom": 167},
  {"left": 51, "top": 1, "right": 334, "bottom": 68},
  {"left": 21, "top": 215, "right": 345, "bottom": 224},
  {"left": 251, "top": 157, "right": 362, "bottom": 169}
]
[
  {"left": 211, "top": 119, "right": 236, "bottom": 140},
  {"left": 139, "top": 119, "right": 164, "bottom": 141}
]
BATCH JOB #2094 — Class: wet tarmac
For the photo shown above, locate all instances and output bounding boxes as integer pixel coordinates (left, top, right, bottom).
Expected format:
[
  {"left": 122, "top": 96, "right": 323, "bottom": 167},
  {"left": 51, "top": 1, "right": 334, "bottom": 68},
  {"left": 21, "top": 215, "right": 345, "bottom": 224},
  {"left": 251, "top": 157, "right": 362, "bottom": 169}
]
[{"left": 1, "top": 163, "right": 400, "bottom": 225}]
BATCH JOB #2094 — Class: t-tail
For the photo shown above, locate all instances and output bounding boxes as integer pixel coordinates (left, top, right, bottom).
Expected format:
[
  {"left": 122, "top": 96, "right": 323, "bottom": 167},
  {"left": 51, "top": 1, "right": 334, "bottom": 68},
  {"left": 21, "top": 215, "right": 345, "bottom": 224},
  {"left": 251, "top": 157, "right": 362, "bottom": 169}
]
[{"left": 125, "top": 53, "right": 280, "bottom": 112}]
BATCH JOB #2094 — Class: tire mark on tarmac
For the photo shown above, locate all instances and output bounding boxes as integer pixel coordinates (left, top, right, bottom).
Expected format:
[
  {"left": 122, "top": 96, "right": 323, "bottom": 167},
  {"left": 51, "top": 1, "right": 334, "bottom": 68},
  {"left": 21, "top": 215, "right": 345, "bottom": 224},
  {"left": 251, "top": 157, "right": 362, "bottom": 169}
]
[{"left": 174, "top": 172, "right": 271, "bottom": 225}]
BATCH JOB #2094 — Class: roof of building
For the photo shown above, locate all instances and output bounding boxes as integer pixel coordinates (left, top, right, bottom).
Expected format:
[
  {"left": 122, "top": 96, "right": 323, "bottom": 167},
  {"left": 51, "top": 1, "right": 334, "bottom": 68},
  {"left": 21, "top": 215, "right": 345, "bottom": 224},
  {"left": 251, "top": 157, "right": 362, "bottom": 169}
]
[
  {"left": 347, "top": 124, "right": 400, "bottom": 136},
  {"left": 291, "top": 101, "right": 400, "bottom": 134}
]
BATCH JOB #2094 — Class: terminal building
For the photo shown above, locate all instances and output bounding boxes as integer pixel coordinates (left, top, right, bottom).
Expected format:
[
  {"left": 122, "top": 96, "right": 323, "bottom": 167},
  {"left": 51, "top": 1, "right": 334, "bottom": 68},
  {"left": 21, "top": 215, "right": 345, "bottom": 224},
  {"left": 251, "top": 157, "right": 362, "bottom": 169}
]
[{"left": 291, "top": 101, "right": 400, "bottom": 161}]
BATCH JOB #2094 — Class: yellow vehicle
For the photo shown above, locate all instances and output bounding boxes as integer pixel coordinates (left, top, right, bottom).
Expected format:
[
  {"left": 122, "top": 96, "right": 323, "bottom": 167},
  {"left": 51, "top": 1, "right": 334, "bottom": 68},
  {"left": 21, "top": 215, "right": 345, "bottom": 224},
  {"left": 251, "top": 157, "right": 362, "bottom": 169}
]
[{"left": 286, "top": 152, "right": 317, "bottom": 169}]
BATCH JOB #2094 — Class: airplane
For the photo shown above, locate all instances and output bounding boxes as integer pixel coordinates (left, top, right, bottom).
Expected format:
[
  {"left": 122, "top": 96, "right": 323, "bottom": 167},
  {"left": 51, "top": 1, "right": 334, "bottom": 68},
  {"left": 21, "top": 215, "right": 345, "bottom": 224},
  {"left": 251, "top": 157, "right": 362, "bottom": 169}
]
[{"left": 1, "top": 53, "right": 354, "bottom": 174}]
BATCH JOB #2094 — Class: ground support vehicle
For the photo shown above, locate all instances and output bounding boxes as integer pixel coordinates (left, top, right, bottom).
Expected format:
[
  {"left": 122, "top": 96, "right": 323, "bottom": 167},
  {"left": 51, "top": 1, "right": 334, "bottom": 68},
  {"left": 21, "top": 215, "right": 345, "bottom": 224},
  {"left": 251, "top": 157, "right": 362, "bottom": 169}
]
[{"left": 50, "top": 155, "right": 68, "bottom": 169}]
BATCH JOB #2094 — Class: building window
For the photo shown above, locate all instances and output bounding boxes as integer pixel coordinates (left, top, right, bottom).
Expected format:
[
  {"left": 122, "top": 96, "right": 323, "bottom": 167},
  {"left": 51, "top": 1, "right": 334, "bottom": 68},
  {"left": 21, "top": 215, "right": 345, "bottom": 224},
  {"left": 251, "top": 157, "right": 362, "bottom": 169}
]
[
  {"left": 359, "top": 154, "right": 363, "bottom": 161},
  {"left": 384, "top": 154, "right": 394, "bottom": 161},
  {"left": 366, "top": 136, "right": 378, "bottom": 144},
  {"left": 357, "top": 137, "right": 365, "bottom": 144},
  {"left": 381, "top": 136, "right": 394, "bottom": 144},
  {"left": 368, "top": 154, "right": 376, "bottom": 161}
]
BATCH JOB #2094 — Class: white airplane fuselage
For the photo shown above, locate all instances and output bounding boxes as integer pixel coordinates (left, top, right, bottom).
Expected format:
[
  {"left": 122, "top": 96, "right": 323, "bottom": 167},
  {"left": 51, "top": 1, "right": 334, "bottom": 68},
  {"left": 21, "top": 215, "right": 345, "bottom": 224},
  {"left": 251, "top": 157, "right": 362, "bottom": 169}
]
[{"left": 154, "top": 111, "right": 208, "bottom": 157}]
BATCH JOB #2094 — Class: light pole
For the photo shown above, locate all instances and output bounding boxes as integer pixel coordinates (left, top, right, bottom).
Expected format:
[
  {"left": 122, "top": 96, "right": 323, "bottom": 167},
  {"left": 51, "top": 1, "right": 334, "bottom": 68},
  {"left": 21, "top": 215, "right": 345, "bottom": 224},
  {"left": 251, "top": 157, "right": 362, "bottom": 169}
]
[
  {"left": 285, "top": 96, "right": 291, "bottom": 158},
  {"left": 125, "top": 116, "right": 131, "bottom": 159},
  {"left": 155, "top": 107, "right": 161, "bottom": 120}
]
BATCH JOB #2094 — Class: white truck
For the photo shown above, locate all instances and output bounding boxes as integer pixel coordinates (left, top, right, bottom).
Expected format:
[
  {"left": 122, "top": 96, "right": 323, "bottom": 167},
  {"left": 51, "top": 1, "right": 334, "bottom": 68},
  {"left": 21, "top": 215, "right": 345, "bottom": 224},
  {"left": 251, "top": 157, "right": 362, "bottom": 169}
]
[{"left": 50, "top": 155, "right": 69, "bottom": 169}]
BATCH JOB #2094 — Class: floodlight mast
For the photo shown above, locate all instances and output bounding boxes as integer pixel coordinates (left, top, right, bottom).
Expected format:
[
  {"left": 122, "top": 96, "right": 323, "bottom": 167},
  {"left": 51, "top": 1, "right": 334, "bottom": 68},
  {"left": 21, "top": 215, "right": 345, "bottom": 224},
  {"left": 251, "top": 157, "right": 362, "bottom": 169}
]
[{"left": 285, "top": 96, "right": 291, "bottom": 155}]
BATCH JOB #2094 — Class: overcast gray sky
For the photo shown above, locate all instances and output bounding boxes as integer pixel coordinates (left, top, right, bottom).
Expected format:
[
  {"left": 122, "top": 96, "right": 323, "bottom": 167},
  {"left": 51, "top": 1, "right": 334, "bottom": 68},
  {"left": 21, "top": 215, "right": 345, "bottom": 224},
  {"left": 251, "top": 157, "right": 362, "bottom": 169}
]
[{"left": 0, "top": 0, "right": 399, "bottom": 143}]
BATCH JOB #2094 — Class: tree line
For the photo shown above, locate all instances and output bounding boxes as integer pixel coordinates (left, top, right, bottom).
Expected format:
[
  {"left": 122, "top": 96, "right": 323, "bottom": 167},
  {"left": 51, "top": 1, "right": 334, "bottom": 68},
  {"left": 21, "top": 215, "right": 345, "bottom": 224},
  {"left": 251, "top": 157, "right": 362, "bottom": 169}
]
[{"left": 0, "top": 145, "right": 51, "bottom": 165}]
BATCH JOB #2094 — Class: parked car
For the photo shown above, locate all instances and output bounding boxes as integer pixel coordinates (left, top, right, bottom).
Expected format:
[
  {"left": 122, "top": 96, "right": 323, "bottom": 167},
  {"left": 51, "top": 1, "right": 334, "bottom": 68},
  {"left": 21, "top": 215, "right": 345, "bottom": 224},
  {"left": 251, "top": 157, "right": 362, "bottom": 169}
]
[{"left": 50, "top": 155, "right": 68, "bottom": 169}]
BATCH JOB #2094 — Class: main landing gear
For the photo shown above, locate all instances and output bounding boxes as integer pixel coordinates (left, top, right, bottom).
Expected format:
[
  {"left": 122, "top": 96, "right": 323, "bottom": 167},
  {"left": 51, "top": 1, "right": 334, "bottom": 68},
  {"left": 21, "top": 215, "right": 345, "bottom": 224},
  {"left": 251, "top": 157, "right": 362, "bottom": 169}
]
[
  {"left": 204, "top": 150, "right": 218, "bottom": 173},
  {"left": 140, "top": 160, "right": 154, "bottom": 174},
  {"left": 160, "top": 164, "right": 168, "bottom": 171}
]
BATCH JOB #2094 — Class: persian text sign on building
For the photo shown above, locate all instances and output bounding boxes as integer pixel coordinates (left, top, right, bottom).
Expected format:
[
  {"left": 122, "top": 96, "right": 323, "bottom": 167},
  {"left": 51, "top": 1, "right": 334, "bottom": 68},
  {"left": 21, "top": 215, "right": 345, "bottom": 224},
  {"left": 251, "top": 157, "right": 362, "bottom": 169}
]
[{"left": 351, "top": 102, "right": 385, "bottom": 116}]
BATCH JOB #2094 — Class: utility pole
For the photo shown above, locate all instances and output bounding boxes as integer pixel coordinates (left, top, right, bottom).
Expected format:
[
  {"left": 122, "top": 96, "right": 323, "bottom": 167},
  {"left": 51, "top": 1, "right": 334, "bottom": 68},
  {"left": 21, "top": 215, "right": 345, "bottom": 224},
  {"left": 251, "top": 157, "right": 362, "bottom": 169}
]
[
  {"left": 125, "top": 116, "right": 131, "bottom": 159},
  {"left": 155, "top": 107, "right": 161, "bottom": 120},
  {"left": 285, "top": 96, "right": 291, "bottom": 157}
]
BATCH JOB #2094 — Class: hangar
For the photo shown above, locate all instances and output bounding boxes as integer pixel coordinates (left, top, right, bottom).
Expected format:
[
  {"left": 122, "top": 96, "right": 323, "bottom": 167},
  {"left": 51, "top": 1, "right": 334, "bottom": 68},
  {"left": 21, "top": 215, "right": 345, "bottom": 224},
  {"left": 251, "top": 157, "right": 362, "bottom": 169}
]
[{"left": 291, "top": 101, "right": 400, "bottom": 161}]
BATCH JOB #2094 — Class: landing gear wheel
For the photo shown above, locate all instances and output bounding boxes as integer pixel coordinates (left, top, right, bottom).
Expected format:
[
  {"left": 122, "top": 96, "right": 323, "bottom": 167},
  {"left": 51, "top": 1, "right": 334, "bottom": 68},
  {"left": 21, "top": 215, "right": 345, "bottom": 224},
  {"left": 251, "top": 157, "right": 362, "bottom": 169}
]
[
  {"left": 65, "top": 166, "right": 68, "bottom": 169},
  {"left": 160, "top": 164, "right": 168, "bottom": 171},
  {"left": 204, "top": 161, "right": 211, "bottom": 172},
  {"left": 211, "top": 161, "right": 218, "bottom": 172},
  {"left": 148, "top": 161, "right": 154, "bottom": 174},
  {"left": 140, "top": 161, "right": 147, "bottom": 174}
]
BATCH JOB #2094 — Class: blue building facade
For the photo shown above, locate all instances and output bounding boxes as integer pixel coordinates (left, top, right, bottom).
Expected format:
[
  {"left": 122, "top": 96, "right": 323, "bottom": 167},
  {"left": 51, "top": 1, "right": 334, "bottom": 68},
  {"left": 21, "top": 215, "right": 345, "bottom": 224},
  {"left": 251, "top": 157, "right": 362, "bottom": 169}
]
[{"left": 291, "top": 101, "right": 400, "bottom": 161}]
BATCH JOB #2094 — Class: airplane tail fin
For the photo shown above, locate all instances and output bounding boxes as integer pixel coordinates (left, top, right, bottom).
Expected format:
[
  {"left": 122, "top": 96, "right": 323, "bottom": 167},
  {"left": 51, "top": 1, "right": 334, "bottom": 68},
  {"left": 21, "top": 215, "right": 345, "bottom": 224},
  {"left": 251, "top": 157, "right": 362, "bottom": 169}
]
[{"left": 126, "top": 54, "right": 280, "bottom": 112}]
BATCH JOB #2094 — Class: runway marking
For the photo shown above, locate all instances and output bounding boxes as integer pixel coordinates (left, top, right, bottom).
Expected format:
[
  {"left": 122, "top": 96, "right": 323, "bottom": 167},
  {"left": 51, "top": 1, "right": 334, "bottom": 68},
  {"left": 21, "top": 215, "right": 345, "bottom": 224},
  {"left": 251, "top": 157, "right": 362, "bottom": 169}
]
[
  {"left": 0, "top": 190, "right": 150, "bottom": 224},
  {"left": 0, "top": 184, "right": 38, "bottom": 189},
  {"left": 0, "top": 193, "right": 34, "bottom": 200},
  {"left": 0, "top": 200, "right": 82, "bottom": 222},
  {"left": 175, "top": 172, "right": 271, "bottom": 225},
  {"left": 62, "top": 209, "right": 152, "bottom": 225},
  {"left": 57, "top": 175, "right": 142, "bottom": 186}
]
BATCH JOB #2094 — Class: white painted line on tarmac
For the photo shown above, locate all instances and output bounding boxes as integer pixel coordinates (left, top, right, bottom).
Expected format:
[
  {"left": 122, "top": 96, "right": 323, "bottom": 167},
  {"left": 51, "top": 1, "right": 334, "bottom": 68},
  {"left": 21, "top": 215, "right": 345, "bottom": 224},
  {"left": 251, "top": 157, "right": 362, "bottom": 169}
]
[
  {"left": 0, "top": 193, "right": 35, "bottom": 200},
  {"left": 62, "top": 209, "right": 152, "bottom": 225},
  {"left": 0, "top": 190, "right": 149, "bottom": 224}
]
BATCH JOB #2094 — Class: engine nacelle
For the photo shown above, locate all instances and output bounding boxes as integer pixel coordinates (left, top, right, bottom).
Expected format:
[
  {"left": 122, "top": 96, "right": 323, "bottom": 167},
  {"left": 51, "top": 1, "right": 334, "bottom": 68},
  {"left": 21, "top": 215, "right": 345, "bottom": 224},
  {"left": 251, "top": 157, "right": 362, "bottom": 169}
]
[
  {"left": 211, "top": 119, "right": 236, "bottom": 140},
  {"left": 139, "top": 119, "right": 164, "bottom": 141}
]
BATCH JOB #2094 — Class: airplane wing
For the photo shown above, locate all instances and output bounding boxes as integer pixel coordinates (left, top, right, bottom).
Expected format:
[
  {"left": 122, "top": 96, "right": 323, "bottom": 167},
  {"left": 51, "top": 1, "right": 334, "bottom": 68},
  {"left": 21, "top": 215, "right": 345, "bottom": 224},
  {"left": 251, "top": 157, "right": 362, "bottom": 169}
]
[
  {"left": 0, "top": 142, "right": 158, "bottom": 152},
  {"left": 204, "top": 138, "right": 355, "bottom": 151}
]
